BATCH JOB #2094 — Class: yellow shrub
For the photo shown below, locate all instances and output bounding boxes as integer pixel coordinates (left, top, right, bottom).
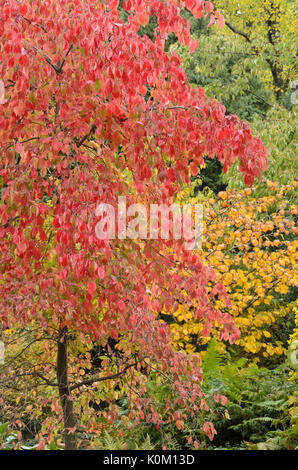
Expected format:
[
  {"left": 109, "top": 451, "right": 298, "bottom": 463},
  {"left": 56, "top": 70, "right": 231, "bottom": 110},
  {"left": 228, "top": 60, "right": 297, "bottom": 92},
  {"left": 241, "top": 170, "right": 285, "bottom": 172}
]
[{"left": 165, "top": 181, "right": 297, "bottom": 361}]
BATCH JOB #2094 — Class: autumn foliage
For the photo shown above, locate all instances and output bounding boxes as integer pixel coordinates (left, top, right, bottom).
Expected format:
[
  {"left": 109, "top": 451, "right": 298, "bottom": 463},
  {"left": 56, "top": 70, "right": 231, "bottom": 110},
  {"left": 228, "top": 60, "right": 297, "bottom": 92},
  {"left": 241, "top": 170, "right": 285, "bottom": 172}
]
[
  {"left": 0, "top": 0, "right": 268, "bottom": 448},
  {"left": 168, "top": 181, "right": 297, "bottom": 360}
]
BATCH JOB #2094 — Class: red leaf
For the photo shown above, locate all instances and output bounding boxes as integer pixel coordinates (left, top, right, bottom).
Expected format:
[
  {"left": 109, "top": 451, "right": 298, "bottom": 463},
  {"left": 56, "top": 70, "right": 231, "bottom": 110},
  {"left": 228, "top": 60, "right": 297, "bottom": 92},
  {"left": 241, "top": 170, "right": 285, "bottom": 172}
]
[
  {"left": 98, "top": 266, "right": 106, "bottom": 280},
  {"left": 0, "top": 79, "right": 7, "bottom": 105},
  {"left": 190, "top": 161, "right": 198, "bottom": 176},
  {"left": 208, "top": 13, "right": 215, "bottom": 27},
  {"left": 88, "top": 280, "right": 96, "bottom": 297},
  {"left": 1, "top": 211, "right": 8, "bottom": 225},
  {"left": 16, "top": 142, "right": 24, "bottom": 155},
  {"left": 20, "top": 4, "right": 28, "bottom": 15},
  {"left": 215, "top": 10, "right": 225, "bottom": 28},
  {"left": 205, "top": 1, "right": 214, "bottom": 15},
  {"left": 190, "top": 39, "right": 199, "bottom": 53},
  {"left": 220, "top": 395, "right": 228, "bottom": 406},
  {"left": 19, "top": 54, "right": 29, "bottom": 66}
]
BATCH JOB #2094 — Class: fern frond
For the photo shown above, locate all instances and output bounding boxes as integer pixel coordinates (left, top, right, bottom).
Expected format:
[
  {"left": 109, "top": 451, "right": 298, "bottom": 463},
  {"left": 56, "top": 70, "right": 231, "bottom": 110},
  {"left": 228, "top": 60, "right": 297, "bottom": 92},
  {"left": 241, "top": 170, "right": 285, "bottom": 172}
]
[
  {"left": 202, "top": 339, "right": 224, "bottom": 378},
  {"left": 135, "top": 435, "right": 155, "bottom": 450}
]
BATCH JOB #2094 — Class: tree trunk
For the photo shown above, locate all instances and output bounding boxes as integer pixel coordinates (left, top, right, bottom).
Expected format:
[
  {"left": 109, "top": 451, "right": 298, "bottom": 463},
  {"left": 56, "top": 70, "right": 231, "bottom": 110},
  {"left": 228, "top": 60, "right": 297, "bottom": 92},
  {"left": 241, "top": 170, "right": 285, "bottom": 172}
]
[
  {"left": 266, "top": 1, "right": 287, "bottom": 101},
  {"left": 57, "top": 326, "right": 77, "bottom": 450}
]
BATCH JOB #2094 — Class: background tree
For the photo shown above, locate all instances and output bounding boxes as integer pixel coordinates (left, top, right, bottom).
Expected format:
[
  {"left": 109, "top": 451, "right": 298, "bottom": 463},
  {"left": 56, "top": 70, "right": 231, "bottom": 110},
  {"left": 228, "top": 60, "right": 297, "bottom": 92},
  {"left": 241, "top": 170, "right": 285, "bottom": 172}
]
[
  {"left": 166, "top": 182, "right": 297, "bottom": 364},
  {"left": 214, "top": 0, "right": 297, "bottom": 103},
  {"left": 170, "top": 1, "right": 297, "bottom": 196}
]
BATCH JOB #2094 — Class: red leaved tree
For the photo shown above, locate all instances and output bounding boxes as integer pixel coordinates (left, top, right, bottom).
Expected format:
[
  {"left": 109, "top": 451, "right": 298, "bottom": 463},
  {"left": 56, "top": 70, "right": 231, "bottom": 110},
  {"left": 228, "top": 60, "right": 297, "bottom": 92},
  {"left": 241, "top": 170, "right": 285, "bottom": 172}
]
[{"left": 0, "top": 0, "right": 267, "bottom": 449}]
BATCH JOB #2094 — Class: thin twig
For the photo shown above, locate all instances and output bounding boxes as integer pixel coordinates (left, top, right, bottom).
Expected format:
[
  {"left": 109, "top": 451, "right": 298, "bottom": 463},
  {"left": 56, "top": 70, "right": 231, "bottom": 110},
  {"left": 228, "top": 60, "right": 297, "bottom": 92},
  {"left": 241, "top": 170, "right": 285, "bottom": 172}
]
[{"left": 69, "top": 359, "right": 141, "bottom": 391}]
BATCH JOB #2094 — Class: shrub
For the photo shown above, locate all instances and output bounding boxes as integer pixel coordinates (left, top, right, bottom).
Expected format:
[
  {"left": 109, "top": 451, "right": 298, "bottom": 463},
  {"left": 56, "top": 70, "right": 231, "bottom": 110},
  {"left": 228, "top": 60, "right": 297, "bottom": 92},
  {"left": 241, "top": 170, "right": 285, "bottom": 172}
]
[{"left": 166, "top": 181, "right": 298, "bottom": 363}]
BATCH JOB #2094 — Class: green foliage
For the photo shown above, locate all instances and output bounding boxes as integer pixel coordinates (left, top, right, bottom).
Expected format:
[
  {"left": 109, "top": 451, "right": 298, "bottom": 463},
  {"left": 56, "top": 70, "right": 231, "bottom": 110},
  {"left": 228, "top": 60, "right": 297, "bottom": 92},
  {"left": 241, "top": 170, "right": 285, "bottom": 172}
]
[
  {"left": 200, "top": 341, "right": 297, "bottom": 449},
  {"left": 0, "top": 422, "right": 18, "bottom": 450},
  {"left": 223, "top": 105, "right": 298, "bottom": 198},
  {"left": 106, "top": 341, "right": 297, "bottom": 450},
  {"left": 0, "top": 421, "right": 38, "bottom": 450},
  {"left": 169, "top": 9, "right": 296, "bottom": 197},
  {"left": 215, "top": 0, "right": 297, "bottom": 101},
  {"left": 95, "top": 430, "right": 156, "bottom": 451},
  {"left": 171, "top": 32, "right": 274, "bottom": 121},
  {"left": 192, "top": 157, "right": 228, "bottom": 195},
  {"left": 201, "top": 339, "right": 224, "bottom": 379},
  {"left": 169, "top": 22, "right": 297, "bottom": 198}
]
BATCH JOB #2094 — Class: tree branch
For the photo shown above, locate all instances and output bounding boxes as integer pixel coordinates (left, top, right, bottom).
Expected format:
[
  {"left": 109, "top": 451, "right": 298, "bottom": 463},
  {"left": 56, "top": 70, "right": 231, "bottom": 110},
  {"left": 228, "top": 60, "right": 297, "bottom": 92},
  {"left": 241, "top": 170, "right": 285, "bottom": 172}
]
[
  {"left": 22, "top": 16, "right": 48, "bottom": 33},
  {"left": 33, "top": 44, "right": 73, "bottom": 75},
  {"left": 0, "top": 371, "right": 58, "bottom": 388},
  {"left": 69, "top": 359, "right": 141, "bottom": 392},
  {"left": 224, "top": 19, "right": 251, "bottom": 43},
  {"left": 76, "top": 124, "right": 97, "bottom": 148}
]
